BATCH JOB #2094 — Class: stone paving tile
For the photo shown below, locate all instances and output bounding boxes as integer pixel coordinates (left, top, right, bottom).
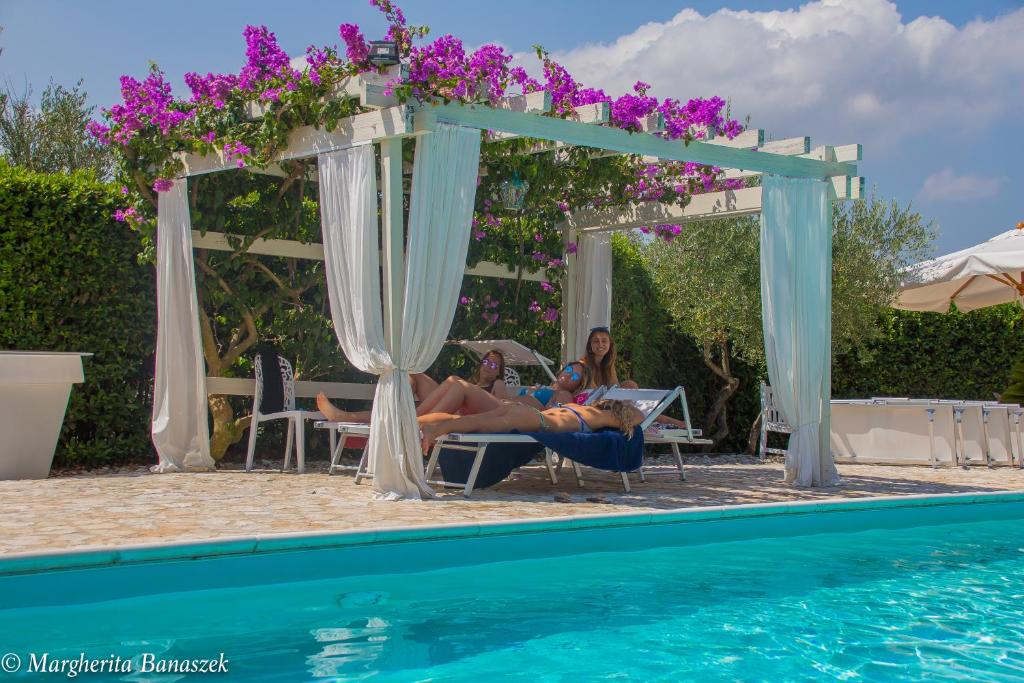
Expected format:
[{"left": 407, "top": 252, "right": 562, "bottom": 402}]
[{"left": 2, "top": 457, "right": 1024, "bottom": 557}]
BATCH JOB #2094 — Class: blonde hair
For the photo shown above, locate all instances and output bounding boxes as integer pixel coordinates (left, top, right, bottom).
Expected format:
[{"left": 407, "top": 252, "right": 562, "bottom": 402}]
[{"left": 593, "top": 399, "right": 642, "bottom": 438}]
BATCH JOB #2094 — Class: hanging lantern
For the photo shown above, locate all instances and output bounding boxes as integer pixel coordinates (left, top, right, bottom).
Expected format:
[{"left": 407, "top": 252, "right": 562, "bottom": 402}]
[
  {"left": 368, "top": 41, "right": 400, "bottom": 67},
  {"left": 499, "top": 172, "right": 530, "bottom": 211}
]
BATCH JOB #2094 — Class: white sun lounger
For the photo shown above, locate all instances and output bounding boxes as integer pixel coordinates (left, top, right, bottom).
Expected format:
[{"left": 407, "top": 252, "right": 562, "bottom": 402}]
[
  {"left": 314, "top": 387, "right": 613, "bottom": 490},
  {"left": 422, "top": 386, "right": 610, "bottom": 496},
  {"left": 559, "top": 386, "right": 713, "bottom": 489},
  {"left": 427, "top": 385, "right": 709, "bottom": 496}
]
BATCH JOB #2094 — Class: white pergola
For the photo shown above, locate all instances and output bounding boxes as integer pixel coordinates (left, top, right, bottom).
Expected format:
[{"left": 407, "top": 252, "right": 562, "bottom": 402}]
[{"left": 153, "top": 69, "right": 860, "bottom": 494}]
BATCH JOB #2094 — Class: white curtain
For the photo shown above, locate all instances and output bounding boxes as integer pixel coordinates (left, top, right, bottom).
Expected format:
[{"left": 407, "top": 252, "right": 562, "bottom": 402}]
[
  {"left": 760, "top": 174, "right": 838, "bottom": 487},
  {"left": 151, "top": 180, "right": 214, "bottom": 472},
  {"left": 319, "top": 124, "right": 481, "bottom": 499},
  {"left": 571, "top": 232, "right": 612, "bottom": 358}
]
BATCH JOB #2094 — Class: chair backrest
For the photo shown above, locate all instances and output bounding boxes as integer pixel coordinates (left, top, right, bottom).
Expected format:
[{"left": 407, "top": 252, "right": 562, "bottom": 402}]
[
  {"left": 254, "top": 352, "right": 296, "bottom": 414},
  {"left": 761, "top": 382, "right": 788, "bottom": 426},
  {"left": 580, "top": 385, "right": 609, "bottom": 405},
  {"left": 503, "top": 366, "right": 521, "bottom": 388},
  {"left": 601, "top": 386, "right": 684, "bottom": 430}
]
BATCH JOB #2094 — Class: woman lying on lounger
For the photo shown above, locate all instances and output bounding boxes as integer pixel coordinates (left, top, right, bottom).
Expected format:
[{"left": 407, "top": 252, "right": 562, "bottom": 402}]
[
  {"left": 418, "top": 399, "right": 645, "bottom": 452},
  {"left": 316, "top": 361, "right": 589, "bottom": 424}
]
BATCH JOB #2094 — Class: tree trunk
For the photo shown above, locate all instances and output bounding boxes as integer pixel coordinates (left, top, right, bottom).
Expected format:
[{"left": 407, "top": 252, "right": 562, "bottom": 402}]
[
  {"left": 208, "top": 394, "right": 251, "bottom": 461},
  {"left": 746, "top": 412, "right": 763, "bottom": 455},
  {"left": 702, "top": 337, "right": 740, "bottom": 450}
]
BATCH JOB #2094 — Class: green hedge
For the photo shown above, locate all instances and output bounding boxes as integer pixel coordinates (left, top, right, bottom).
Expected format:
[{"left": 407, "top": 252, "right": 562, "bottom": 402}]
[
  {"left": 0, "top": 163, "right": 155, "bottom": 466},
  {"left": 833, "top": 304, "right": 1022, "bottom": 401}
]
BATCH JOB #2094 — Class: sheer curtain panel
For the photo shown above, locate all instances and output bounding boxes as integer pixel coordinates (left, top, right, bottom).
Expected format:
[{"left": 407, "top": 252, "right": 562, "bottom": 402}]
[
  {"left": 319, "top": 124, "right": 481, "bottom": 499},
  {"left": 572, "top": 232, "right": 612, "bottom": 358},
  {"left": 760, "top": 174, "right": 838, "bottom": 487},
  {"left": 151, "top": 180, "right": 214, "bottom": 472}
]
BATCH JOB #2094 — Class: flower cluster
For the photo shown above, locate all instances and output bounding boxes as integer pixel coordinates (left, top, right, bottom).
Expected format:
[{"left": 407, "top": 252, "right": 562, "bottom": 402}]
[
  {"left": 107, "top": 68, "right": 193, "bottom": 144},
  {"left": 223, "top": 141, "right": 251, "bottom": 168}
]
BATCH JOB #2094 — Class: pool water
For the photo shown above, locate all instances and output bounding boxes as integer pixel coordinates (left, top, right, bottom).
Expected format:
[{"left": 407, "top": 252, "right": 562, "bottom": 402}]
[{"left": 4, "top": 514, "right": 1024, "bottom": 681}]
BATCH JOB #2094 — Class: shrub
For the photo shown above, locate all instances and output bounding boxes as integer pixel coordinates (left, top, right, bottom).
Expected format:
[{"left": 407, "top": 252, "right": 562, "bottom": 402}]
[{"left": 0, "top": 162, "right": 155, "bottom": 466}]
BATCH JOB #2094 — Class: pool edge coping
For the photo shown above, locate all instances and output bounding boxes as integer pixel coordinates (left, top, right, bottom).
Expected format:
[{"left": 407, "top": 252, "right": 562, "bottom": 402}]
[{"left": 5, "top": 490, "right": 1024, "bottom": 576}]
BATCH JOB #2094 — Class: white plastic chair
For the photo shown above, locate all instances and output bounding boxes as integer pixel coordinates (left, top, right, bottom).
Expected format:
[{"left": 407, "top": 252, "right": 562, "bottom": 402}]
[
  {"left": 245, "top": 354, "right": 324, "bottom": 474},
  {"left": 503, "top": 366, "right": 521, "bottom": 388},
  {"left": 758, "top": 382, "right": 794, "bottom": 460}
]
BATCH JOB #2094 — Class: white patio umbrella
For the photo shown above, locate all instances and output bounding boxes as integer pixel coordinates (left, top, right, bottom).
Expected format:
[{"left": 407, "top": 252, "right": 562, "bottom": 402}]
[{"left": 896, "top": 223, "right": 1024, "bottom": 312}]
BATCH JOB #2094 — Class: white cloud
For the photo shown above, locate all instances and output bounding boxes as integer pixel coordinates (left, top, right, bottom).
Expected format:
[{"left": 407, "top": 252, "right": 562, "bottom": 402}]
[
  {"left": 919, "top": 167, "right": 1005, "bottom": 201},
  {"left": 528, "top": 0, "right": 1024, "bottom": 151}
]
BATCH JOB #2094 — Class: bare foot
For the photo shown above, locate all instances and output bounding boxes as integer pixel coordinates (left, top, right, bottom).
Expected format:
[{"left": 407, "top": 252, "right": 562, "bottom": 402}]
[
  {"left": 316, "top": 392, "right": 354, "bottom": 422},
  {"left": 420, "top": 424, "right": 442, "bottom": 454}
]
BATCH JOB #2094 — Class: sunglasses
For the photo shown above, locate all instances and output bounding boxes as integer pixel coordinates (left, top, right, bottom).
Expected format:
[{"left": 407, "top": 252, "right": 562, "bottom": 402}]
[
  {"left": 480, "top": 358, "right": 500, "bottom": 370},
  {"left": 560, "top": 366, "right": 582, "bottom": 382}
]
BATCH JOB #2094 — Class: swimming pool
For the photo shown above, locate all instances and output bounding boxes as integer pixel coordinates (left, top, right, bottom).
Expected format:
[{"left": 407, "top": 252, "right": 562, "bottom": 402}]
[{"left": 2, "top": 494, "right": 1024, "bottom": 681}]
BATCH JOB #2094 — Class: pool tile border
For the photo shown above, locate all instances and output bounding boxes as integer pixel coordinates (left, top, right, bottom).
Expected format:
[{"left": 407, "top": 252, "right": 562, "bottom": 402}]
[{"left": 3, "top": 490, "right": 1024, "bottom": 577}]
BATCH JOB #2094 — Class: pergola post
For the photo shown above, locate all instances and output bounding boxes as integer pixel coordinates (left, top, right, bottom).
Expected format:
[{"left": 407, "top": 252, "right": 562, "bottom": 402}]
[
  {"left": 380, "top": 139, "right": 405, "bottom": 356},
  {"left": 561, "top": 223, "right": 578, "bottom": 366}
]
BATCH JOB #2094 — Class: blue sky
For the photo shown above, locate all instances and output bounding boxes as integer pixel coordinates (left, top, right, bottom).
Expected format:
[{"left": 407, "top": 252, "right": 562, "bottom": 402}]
[{"left": 1, "top": 0, "right": 1021, "bottom": 254}]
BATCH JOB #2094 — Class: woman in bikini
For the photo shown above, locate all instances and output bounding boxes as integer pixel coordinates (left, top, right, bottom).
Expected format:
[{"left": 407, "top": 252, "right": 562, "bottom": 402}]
[
  {"left": 316, "top": 358, "right": 586, "bottom": 424},
  {"left": 418, "top": 399, "right": 645, "bottom": 452}
]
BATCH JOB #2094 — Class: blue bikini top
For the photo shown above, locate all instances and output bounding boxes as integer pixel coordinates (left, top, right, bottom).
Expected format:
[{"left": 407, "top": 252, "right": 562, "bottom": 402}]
[{"left": 518, "top": 385, "right": 556, "bottom": 407}]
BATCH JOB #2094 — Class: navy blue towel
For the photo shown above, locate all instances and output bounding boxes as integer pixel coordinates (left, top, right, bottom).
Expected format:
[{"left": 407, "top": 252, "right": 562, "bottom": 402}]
[
  {"left": 437, "top": 441, "right": 543, "bottom": 489},
  {"left": 531, "top": 426, "right": 644, "bottom": 473},
  {"left": 436, "top": 426, "right": 644, "bottom": 489}
]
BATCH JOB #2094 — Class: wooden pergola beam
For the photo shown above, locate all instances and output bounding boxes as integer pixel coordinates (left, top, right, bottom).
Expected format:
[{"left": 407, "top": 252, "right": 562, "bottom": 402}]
[
  {"left": 415, "top": 102, "right": 855, "bottom": 179},
  {"left": 190, "top": 231, "right": 549, "bottom": 282},
  {"left": 569, "top": 175, "right": 864, "bottom": 233},
  {"left": 180, "top": 98, "right": 857, "bottom": 180}
]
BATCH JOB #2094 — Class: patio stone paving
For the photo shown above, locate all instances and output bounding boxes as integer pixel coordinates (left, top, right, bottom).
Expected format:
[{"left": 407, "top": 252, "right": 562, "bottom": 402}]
[{"left": 3, "top": 456, "right": 1024, "bottom": 557}]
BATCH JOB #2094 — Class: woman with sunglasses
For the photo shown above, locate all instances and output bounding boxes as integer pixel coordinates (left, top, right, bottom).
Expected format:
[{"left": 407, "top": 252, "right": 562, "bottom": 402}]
[
  {"left": 317, "top": 361, "right": 589, "bottom": 424},
  {"left": 511, "top": 361, "right": 590, "bottom": 410},
  {"left": 317, "top": 349, "right": 512, "bottom": 424},
  {"left": 408, "top": 349, "right": 509, "bottom": 404}
]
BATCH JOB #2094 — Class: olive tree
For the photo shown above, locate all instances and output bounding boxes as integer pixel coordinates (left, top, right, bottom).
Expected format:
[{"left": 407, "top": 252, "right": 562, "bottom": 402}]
[{"left": 643, "top": 196, "right": 934, "bottom": 448}]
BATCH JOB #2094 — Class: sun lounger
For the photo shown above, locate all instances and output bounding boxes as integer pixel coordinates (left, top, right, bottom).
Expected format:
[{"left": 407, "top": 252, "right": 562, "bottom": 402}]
[
  {"left": 428, "top": 385, "right": 708, "bottom": 496},
  {"left": 560, "top": 386, "right": 713, "bottom": 487}
]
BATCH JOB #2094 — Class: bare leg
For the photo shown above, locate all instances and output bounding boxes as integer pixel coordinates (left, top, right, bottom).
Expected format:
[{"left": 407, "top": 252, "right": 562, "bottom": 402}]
[
  {"left": 656, "top": 415, "right": 687, "bottom": 428},
  {"left": 316, "top": 393, "right": 371, "bottom": 423},
  {"left": 431, "top": 380, "right": 503, "bottom": 415},
  {"left": 420, "top": 403, "right": 542, "bottom": 452},
  {"left": 410, "top": 373, "right": 440, "bottom": 401},
  {"left": 415, "top": 375, "right": 465, "bottom": 414}
]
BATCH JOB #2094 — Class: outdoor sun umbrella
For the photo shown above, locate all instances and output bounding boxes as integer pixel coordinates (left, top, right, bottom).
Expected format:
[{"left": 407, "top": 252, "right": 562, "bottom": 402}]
[{"left": 896, "top": 222, "right": 1024, "bottom": 312}]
